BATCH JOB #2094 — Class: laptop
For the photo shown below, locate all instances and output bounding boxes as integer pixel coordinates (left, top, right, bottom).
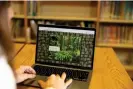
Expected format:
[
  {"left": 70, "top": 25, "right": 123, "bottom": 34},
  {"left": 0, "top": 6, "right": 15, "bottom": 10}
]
[{"left": 20, "top": 25, "right": 96, "bottom": 89}]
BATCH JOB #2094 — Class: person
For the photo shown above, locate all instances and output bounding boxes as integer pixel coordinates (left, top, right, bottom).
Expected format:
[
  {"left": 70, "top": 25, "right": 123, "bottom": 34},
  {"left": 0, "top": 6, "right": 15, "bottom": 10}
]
[{"left": 0, "top": 1, "right": 72, "bottom": 89}]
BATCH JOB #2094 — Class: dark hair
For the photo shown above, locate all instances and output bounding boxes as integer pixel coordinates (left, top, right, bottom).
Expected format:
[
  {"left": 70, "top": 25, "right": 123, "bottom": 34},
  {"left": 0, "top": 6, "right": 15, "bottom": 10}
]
[{"left": 0, "top": 1, "right": 14, "bottom": 61}]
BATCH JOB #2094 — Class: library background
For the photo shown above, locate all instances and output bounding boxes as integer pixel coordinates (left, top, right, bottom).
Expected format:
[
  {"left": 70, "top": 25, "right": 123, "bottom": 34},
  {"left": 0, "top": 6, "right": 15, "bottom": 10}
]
[{"left": 11, "top": 1, "right": 133, "bottom": 79}]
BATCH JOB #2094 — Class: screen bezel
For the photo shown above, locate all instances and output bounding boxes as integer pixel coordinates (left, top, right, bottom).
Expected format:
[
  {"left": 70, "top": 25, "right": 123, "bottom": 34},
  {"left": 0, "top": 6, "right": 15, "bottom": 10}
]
[{"left": 35, "top": 24, "right": 96, "bottom": 70}]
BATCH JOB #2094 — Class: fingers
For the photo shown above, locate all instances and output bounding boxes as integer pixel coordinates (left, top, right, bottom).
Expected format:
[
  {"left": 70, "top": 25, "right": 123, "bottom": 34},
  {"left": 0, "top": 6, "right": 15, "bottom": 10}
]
[
  {"left": 61, "top": 72, "right": 66, "bottom": 80},
  {"left": 56, "top": 74, "right": 60, "bottom": 80},
  {"left": 48, "top": 74, "right": 56, "bottom": 82},
  {"left": 65, "top": 79, "right": 73, "bottom": 87},
  {"left": 49, "top": 74, "right": 56, "bottom": 80},
  {"left": 38, "top": 80, "right": 46, "bottom": 88},
  {"left": 20, "top": 66, "right": 36, "bottom": 74},
  {"left": 23, "top": 74, "right": 36, "bottom": 79},
  {"left": 19, "top": 74, "right": 36, "bottom": 82}
]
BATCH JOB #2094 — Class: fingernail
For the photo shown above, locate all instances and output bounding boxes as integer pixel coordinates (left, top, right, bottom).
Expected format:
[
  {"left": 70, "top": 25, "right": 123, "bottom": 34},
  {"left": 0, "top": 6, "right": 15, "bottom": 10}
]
[{"left": 51, "top": 74, "right": 55, "bottom": 77}]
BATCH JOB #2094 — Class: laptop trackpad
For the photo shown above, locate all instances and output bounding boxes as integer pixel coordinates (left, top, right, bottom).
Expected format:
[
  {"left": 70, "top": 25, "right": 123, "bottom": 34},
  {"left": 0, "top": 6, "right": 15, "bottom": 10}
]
[{"left": 19, "top": 75, "right": 47, "bottom": 88}]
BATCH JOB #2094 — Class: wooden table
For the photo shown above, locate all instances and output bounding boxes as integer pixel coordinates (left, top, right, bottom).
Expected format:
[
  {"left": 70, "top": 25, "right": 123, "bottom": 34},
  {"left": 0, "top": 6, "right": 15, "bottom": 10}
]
[
  {"left": 12, "top": 44, "right": 133, "bottom": 89},
  {"left": 14, "top": 43, "right": 25, "bottom": 57}
]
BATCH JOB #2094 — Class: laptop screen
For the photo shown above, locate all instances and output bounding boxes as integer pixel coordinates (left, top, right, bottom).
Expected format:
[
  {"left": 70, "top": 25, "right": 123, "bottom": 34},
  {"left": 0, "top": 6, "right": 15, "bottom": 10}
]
[{"left": 36, "top": 25, "right": 96, "bottom": 70}]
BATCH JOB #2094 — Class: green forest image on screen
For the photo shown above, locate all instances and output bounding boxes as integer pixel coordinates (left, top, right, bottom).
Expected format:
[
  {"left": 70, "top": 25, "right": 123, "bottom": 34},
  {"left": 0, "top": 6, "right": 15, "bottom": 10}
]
[{"left": 48, "top": 33, "right": 81, "bottom": 62}]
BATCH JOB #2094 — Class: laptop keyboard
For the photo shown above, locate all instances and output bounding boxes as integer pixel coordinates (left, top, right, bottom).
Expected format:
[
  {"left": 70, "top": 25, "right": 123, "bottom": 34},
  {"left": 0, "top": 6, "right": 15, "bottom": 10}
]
[{"left": 34, "top": 65, "right": 89, "bottom": 81}]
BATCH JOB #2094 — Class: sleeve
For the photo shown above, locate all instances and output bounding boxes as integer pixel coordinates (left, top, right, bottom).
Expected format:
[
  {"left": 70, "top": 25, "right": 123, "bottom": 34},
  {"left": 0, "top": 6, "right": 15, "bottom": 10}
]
[{"left": 0, "top": 56, "right": 16, "bottom": 89}]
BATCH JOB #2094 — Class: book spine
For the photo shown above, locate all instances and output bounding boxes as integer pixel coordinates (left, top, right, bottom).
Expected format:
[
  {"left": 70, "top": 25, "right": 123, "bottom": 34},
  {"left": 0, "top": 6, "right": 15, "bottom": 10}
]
[
  {"left": 114, "top": 1, "right": 117, "bottom": 19},
  {"left": 106, "top": 26, "right": 110, "bottom": 43},
  {"left": 110, "top": 25, "right": 115, "bottom": 43},
  {"left": 100, "top": 1, "right": 104, "bottom": 19},
  {"left": 114, "top": 25, "right": 117, "bottom": 43},
  {"left": 104, "top": 1, "right": 111, "bottom": 19},
  {"left": 33, "top": 1, "right": 37, "bottom": 16},
  {"left": 122, "top": 26, "right": 126, "bottom": 43},
  {"left": 124, "top": 2, "right": 130, "bottom": 20},
  {"left": 104, "top": 25, "right": 108, "bottom": 43},
  {"left": 132, "top": 26, "right": 133, "bottom": 44},
  {"left": 30, "top": 1, "right": 33, "bottom": 16},
  {"left": 92, "top": 23, "right": 96, "bottom": 28},
  {"left": 98, "top": 26, "right": 101, "bottom": 42},
  {"left": 27, "top": 1, "right": 30, "bottom": 16},
  {"left": 11, "top": 20, "right": 16, "bottom": 38},
  {"left": 117, "top": 25, "right": 120, "bottom": 43},
  {"left": 111, "top": 1, "right": 115, "bottom": 19},
  {"left": 15, "top": 20, "right": 20, "bottom": 38},
  {"left": 120, "top": 25, "right": 123, "bottom": 43},
  {"left": 100, "top": 25, "right": 104, "bottom": 43},
  {"left": 126, "top": 26, "right": 129, "bottom": 43},
  {"left": 132, "top": 2, "right": 133, "bottom": 20},
  {"left": 129, "top": 2, "right": 132, "bottom": 20},
  {"left": 110, "top": 1, "right": 113, "bottom": 19},
  {"left": 117, "top": 1, "right": 121, "bottom": 19},
  {"left": 128, "top": 26, "right": 132, "bottom": 44}
]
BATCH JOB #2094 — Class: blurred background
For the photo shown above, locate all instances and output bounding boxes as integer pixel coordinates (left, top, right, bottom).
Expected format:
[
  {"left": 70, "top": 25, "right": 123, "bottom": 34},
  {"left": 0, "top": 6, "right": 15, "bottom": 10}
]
[{"left": 11, "top": 1, "right": 133, "bottom": 79}]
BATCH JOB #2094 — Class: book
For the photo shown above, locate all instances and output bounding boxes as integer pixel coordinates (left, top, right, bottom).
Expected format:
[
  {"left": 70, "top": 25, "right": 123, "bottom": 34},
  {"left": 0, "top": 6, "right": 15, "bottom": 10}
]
[
  {"left": 100, "top": 1, "right": 104, "bottom": 19},
  {"left": 44, "top": 20, "right": 81, "bottom": 27},
  {"left": 128, "top": 26, "right": 133, "bottom": 44},
  {"left": 132, "top": 2, "right": 133, "bottom": 20},
  {"left": 30, "top": 20, "right": 37, "bottom": 37},
  {"left": 30, "top": 1, "right": 33, "bottom": 16},
  {"left": 100, "top": 1, "right": 133, "bottom": 20},
  {"left": 27, "top": 1, "right": 30, "bottom": 16},
  {"left": 110, "top": 1, "right": 115, "bottom": 19},
  {"left": 84, "top": 21, "right": 96, "bottom": 28},
  {"left": 27, "top": 1, "right": 37, "bottom": 16},
  {"left": 33, "top": 1, "right": 37, "bottom": 16},
  {"left": 99, "top": 24, "right": 133, "bottom": 44},
  {"left": 104, "top": 1, "right": 111, "bottom": 19},
  {"left": 11, "top": 19, "right": 24, "bottom": 39},
  {"left": 124, "top": 1, "right": 133, "bottom": 20},
  {"left": 117, "top": 25, "right": 121, "bottom": 43},
  {"left": 100, "top": 1, "right": 111, "bottom": 19},
  {"left": 116, "top": 1, "right": 121, "bottom": 19}
]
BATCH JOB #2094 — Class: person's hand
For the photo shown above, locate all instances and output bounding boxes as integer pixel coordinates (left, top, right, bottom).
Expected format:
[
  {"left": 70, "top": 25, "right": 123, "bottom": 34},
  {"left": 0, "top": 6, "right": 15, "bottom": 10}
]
[
  {"left": 15, "top": 66, "right": 36, "bottom": 83},
  {"left": 38, "top": 72, "right": 72, "bottom": 89}
]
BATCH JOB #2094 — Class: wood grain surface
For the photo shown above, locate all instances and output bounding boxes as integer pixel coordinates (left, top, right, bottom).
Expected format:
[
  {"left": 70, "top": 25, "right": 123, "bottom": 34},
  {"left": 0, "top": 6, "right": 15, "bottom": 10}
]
[
  {"left": 14, "top": 43, "right": 25, "bottom": 57},
  {"left": 12, "top": 44, "right": 133, "bottom": 89}
]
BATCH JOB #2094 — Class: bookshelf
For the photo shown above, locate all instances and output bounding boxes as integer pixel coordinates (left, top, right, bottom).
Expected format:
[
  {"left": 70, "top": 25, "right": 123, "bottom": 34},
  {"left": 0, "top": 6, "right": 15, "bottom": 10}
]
[
  {"left": 13, "top": 38, "right": 26, "bottom": 43},
  {"left": 125, "top": 66, "right": 133, "bottom": 70},
  {"left": 27, "top": 16, "right": 97, "bottom": 21},
  {"left": 37, "top": 1, "right": 97, "bottom": 19},
  {"left": 11, "top": 1, "right": 133, "bottom": 77},
  {"left": 97, "top": 43, "right": 133, "bottom": 49},
  {"left": 11, "top": 1, "right": 133, "bottom": 46},
  {"left": 13, "top": 15, "right": 25, "bottom": 19},
  {"left": 100, "top": 19, "right": 133, "bottom": 24},
  {"left": 11, "top": 1, "right": 26, "bottom": 42}
]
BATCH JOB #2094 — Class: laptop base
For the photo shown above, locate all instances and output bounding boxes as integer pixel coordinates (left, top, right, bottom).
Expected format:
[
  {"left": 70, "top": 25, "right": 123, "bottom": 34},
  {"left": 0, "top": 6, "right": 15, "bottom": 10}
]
[{"left": 19, "top": 74, "right": 91, "bottom": 89}]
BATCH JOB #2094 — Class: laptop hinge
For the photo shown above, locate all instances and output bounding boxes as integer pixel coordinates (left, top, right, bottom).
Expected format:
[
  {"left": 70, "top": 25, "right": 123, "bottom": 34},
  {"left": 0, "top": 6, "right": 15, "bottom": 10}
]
[{"left": 35, "top": 64, "right": 91, "bottom": 72}]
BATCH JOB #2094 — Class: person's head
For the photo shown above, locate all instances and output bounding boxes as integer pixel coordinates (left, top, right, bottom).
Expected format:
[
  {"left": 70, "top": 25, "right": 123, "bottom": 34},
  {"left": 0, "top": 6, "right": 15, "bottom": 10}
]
[{"left": 0, "top": 1, "right": 14, "bottom": 60}]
